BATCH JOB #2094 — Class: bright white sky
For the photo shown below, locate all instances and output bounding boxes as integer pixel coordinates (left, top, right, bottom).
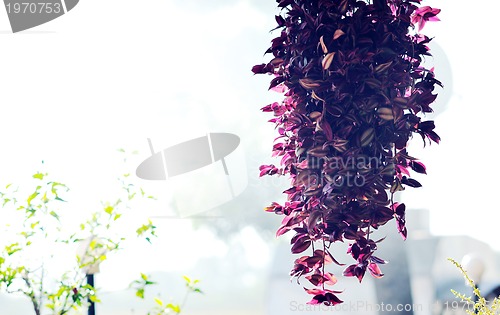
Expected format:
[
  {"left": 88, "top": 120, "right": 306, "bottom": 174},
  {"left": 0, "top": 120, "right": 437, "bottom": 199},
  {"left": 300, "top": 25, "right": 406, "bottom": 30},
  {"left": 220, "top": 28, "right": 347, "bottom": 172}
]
[
  {"left": 0, "top": 2, "right": 279, "bottom": 313},
  {"left": 396, "top": 0, "right": 500, "bottom": 249},
  {"left": 0, "top": 0, "right": 498, "bottom": 313}
]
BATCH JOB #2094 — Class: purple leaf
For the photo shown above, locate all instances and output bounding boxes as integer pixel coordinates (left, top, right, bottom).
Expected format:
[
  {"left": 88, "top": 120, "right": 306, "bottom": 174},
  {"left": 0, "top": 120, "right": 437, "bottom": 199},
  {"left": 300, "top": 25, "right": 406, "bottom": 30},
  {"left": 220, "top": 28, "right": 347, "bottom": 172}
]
[
  {"left": 402, "top": 177, "right": 422, "bottom": 188},
  {"left": 291, "top": 237, "right": 312, "bottom": 254},
  {"left": 410, "top": 161, "right": 427, "bottom": 174}
]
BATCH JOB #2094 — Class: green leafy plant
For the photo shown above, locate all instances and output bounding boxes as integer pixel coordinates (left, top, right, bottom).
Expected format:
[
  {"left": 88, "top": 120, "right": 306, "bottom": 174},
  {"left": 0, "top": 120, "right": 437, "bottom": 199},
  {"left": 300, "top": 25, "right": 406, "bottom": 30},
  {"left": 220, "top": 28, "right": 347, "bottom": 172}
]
[
  {"left": 0, "top": 162, "right": 156, "bottom": 314},
  {"left": 449, "top": 258, "right": 500, "bottom": 315},
  {"left": 131, "top": 274, "right": 203, "bottom": 315},
  {"left": 131, "top": 273, "right": 157, "bottom": 300}
]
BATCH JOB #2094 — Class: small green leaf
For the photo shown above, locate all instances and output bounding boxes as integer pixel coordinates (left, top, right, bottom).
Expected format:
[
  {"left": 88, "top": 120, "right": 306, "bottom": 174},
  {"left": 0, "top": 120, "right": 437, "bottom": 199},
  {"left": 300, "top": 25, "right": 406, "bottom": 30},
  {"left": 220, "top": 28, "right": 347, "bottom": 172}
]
[
  {"left": 33, "top": 173, "right": 45, "bottom": 180},
  {"left": 154, "top": 297, "right": 163, "bottom": 306},
  {"left": 5, "top": 243, "right": 21, "bottom": 256},
  {"left": 136, "top": 288, "right": 145, "bottom": 299},
  {"left": 49, "top": 211, "right": 60, "bottom": 221},
  {"left": 42, "top": 192, "right": 48, "bottom": 203},
  {"left": 51, "top": 182, "right": 66, "bottom": 194},
  {"left": 166, "top": 303, "right": 181, "bottom": 313},
  {"left": 27, "top": 192, "right": 38, "bottom": 205},
  {"left": 89, "top": 295, "right": 101, "bottom": 303},
  {"left": 104, "top": 205, "right": 113, "bottom": 214}
]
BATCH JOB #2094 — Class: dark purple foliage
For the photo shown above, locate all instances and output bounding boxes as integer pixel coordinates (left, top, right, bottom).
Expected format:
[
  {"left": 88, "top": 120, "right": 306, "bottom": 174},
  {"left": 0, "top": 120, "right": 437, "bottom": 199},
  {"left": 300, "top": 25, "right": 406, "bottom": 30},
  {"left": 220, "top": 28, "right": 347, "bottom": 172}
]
[{"left": 254, "top": 0, "right": 441, "bottom": 305}]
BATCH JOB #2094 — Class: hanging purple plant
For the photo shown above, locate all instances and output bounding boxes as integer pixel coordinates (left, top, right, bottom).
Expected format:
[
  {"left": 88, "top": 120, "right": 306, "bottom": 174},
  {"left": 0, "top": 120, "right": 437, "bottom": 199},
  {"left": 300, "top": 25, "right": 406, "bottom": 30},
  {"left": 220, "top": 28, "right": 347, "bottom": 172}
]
[{"left": 253, "top": 0, "right": 441, "bottom": 305}]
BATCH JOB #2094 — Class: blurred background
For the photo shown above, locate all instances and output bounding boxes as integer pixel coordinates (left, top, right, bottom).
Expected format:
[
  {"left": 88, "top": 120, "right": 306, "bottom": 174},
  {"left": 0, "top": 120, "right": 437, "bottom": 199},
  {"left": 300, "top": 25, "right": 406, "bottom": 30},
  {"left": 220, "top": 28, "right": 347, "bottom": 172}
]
[{"left": 0, "top": 0, "right": 498, "bottom": 314}]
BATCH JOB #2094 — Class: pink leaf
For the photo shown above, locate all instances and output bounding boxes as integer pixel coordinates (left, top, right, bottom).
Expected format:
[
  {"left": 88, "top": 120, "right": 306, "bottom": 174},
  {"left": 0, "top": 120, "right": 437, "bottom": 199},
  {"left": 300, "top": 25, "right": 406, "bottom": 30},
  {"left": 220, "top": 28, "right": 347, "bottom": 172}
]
[
  {"left": 368, "top": 263, "right": 384, "bottom": 278},
  {"left": 411, "top": 6, "right": 441, "bottom": 31}
]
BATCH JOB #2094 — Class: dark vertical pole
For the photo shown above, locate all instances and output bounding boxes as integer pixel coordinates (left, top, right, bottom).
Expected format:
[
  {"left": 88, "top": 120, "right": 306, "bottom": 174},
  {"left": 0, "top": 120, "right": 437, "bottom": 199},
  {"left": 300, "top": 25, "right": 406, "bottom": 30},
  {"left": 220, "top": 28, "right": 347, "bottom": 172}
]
[{"left": 87, "top": 274, "right": 96, "bottom": 315}]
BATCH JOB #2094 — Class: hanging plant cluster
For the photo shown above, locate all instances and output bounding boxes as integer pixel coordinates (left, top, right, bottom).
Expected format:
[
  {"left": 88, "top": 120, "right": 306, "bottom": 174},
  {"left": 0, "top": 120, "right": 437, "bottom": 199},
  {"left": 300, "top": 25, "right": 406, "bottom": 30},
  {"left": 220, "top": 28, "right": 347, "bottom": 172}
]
[{"left": 253, "top": 0, "right": 441, "bottom": 306}]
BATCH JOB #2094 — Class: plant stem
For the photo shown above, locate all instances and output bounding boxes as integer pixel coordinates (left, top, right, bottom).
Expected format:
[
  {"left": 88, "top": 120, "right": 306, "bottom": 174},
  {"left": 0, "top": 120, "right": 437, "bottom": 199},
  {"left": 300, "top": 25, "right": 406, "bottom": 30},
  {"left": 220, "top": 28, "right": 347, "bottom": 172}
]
[
  {"left": 23, "top": 274, "right": 41, "bottom": 315},
  {"left": 179, "top": 289, "right": 192, "bottom": 314}
]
